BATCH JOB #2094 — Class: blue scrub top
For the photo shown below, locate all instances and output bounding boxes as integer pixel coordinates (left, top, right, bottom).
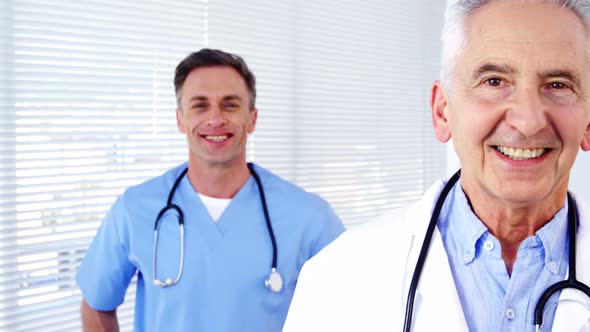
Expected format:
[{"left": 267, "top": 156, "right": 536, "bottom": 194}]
[{"left": 76, "top": 162, "right": 345, "bottom": 332}]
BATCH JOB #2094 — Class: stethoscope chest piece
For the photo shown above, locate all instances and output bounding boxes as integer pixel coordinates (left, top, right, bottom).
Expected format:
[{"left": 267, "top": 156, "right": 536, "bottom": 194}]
[{"left": 265, "top": 268, "right": 283, "bottom": 293}]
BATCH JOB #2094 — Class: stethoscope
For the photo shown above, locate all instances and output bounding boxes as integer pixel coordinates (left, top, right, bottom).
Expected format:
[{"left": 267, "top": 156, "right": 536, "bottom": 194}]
[
  {"left": 403, "top": 170, "right": 590, "bottom": 332},
  {"left": 152, "top": 162, "right": 284, "bottom": 293}
]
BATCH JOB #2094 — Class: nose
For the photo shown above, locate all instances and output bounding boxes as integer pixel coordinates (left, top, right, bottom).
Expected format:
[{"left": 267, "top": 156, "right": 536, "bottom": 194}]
[
  {"left": 505, "top": 87, "right": 548, "bottom": 138},
  {"left": 206, "top": 107, "right": 228, "bottom": 127}
]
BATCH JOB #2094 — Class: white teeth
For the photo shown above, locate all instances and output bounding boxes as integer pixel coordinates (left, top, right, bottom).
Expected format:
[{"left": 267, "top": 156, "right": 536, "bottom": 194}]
[
  {"left": 523, "top": 149, "right": 531, "bottom": 158},
  {"left": 496, "top": 146, "right": 546, "bottom": 160},
  {"left": 205, "top": 135, "right": 228, "bottom": 142}
]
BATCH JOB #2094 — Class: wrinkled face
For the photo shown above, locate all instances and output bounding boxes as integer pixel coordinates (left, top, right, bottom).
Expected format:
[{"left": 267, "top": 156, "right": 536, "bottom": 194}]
[
  {"left": 176, "top": 66, "right": 257, "bottom": 168},
  {"left": 432, "top": 1, "right": 590, "bottom": 206}
]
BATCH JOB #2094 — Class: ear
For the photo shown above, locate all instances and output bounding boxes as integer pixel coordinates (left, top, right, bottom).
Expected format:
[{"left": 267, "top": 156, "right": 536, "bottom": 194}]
[
  {"left": 176, "top": 108, "right": 187, "bottom": 134},
  {"left": 431, "top": 80, "right": 452, "bottom": 143},
  {"left": 247, "top": 108, "right": 258, "bottom": 134},
  {"left": 580, "top": 122, "right": 590, "bottom": 151}
]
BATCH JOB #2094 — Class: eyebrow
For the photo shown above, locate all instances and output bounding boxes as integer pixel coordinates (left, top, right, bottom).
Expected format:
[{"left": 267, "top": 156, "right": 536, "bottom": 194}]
[
  {"left": 471, "top": 63, "right": 517, "bottom": 81},
  {"left": 189, "top": 96, "right": 208, "bottom": 103},
  {"left": 222, "top": 95, "right": 243, "bottom": 102},
  {"left": 188, "top": 95, "right": 244, "bottom": 102}
]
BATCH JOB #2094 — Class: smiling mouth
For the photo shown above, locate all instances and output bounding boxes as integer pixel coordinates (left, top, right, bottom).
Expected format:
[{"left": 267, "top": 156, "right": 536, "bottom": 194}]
[
  {"left": 202, "top": 134, "right": 231, "bottom": 142},
  {"left": 495, "top": 146, "right": 549, "bottom": 161}
]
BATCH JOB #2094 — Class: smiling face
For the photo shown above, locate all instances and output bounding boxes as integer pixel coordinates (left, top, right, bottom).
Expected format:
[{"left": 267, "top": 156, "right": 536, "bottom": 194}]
[
  {"left": 176, "top": 66, "right": 257, "bottom": 170},
  {"left": 432, "top": 1, "right": 590, "bottom": 210}
]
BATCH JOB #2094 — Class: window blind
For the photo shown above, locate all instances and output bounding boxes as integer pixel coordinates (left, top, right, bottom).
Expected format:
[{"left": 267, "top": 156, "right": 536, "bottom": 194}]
[
  {"left": 208, "top": 0, "right": 446, "bottom": 224},
  {"left": 0, "top": 0, "right": 446, "bottom": 330}
]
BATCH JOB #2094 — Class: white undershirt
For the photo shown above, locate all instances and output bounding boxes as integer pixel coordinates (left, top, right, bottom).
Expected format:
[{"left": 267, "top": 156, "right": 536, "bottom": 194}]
[{"left": 198, "top": 193, "right": 232, "bottom": 222}]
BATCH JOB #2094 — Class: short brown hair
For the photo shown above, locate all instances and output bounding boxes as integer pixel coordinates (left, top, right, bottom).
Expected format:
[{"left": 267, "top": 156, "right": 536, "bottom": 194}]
[{"left": 174, "top": 48, "right": 257, "bottom": 109}]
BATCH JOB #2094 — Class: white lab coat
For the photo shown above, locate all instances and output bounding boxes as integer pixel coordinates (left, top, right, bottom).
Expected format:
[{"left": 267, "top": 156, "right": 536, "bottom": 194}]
[{"left": 283, "top": 179, "right": 590, "bottom": 332}]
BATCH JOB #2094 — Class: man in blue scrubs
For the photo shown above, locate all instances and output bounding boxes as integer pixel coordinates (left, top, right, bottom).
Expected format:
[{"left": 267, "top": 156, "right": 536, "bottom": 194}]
[{"left": 76, "top": 48, "right": 345, "bottom": 332}]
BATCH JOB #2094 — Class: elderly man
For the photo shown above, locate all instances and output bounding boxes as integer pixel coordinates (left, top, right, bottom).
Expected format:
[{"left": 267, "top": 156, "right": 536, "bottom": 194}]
[{"left": 283, "top": 1, "right": 590, "bottom": 331}]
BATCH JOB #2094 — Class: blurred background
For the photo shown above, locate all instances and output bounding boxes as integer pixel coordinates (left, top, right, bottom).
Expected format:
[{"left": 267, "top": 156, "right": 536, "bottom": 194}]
[{"left": 1, "top": 0, "right": 588, "bottom": 331}]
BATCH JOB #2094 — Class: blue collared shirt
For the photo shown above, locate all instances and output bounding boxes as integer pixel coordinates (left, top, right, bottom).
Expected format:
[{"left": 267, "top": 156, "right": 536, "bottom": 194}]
[{"left": 437, "top": 181, "right": 569, "bottom": 332}]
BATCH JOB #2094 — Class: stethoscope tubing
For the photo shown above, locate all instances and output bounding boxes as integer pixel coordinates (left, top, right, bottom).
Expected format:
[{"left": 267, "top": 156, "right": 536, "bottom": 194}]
[
  {"left": 534, "top": 193, "right": 590, "bottom": 328},
  {"left": 152, "top": 164, "right": 282, "bottom": 291},
  {"left": 248, "top": 163, "right": 279, "bottom": 270},
  {"left": 153, "top": 167, "right": 188, "bottom": 287},
  {"left": 403, "top": 170, "right": 461, "bottom": 332}
]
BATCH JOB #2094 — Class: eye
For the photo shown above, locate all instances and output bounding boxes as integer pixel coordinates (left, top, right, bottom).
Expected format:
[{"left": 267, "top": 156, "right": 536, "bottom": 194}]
[
  {"left": 223, "top": 102, "right": 239, "bottom": 109},
  {"left": 190, "top": 103, "right": 209, "bottom": 112},
  {"left": 542, "top": 80, "right": 577, "bottom": 104},
  {"left": 544, "top": 80, "right": 576, "bottom": 95},
  {"left": 549, "top": 81, "right": 567, "bottom": 89},
  {"left": 484, "top": 77, "right": 503, "bottom": 87}
]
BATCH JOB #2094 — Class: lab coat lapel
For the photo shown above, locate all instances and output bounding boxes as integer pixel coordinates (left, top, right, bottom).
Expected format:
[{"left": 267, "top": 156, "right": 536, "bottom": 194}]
[
  {"left": 404, "top": 181, "right": 469, "bottom": 332},
  {"left": 552, "top": 196, "right": 590, "bottom": 332},
  {"left": 410, "top": 229, "right": 469, "bottom": 332}
]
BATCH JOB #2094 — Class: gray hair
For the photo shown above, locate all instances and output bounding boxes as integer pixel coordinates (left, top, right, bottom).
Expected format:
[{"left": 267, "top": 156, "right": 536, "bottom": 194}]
[{"left": 440, "top": 0, "right": 590, "bottom": 89}]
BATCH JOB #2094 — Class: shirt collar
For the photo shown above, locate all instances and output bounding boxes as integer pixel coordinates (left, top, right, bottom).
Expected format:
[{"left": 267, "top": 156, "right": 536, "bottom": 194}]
[
  {"left": 536, "top": 201, "right": 569, "bottom": 274},
  {"left": 445, "top": 180, "right": 487, "bottom": 264},
  {"left": 444, "top": 180, "right": 568, "bottom": 271}
]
